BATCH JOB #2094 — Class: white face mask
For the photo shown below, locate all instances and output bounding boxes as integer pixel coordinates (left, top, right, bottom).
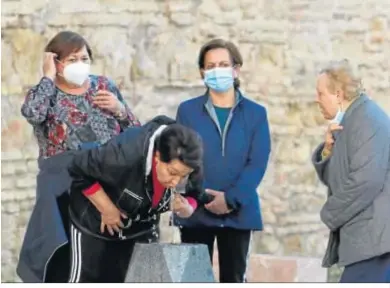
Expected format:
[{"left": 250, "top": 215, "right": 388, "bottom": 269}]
[{"left": 62, "top": 62, "right": 90, "bottom": 86}]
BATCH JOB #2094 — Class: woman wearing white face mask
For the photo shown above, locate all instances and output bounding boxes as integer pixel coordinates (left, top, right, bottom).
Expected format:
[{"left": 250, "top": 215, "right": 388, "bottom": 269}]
[
  {"left": 18, "top": 31, "right": 141, "bottom": 283},
  {"left": 21, "top": 30, "right": 140, "bottom": 158}
]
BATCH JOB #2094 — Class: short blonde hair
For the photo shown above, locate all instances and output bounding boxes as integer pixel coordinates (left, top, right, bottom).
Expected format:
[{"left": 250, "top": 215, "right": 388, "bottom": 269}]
[{"left": 320, "top": 59, "right": 364, "bottom": 101}]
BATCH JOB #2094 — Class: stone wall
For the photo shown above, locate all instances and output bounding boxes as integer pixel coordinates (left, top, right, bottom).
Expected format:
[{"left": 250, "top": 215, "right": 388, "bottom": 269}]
[{"left": 2, "top": 0, "right": 389, "bottom": 282}]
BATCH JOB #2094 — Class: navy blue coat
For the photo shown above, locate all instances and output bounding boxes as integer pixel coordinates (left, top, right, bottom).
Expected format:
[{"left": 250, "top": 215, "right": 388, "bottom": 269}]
[{"left": 16, "top": 151, "right": 79, "bottom": 282}]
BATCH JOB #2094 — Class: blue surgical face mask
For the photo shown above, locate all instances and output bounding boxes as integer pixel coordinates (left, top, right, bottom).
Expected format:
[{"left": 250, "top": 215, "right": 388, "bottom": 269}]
[
  {"left": 330, "top": 106, "right": 345, "bottom": 124},
  {"left": 203, "top": 67, "right": 234, "bottom": 93}
]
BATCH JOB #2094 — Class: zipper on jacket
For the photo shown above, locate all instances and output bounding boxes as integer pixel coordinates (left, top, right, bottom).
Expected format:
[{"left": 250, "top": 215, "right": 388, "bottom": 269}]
[
  {"left": 123, "top": 188, "right": 143, "bottom": 201},
  {"left": 142, "top": 129, "right": 153, "bottom": 203},
  {"left": 157, "top": 188, "right": 173, "bottom": 212},
  {"left": 204, "top": 97, "right": 242, "bottom": 157},
  {"left": 221, "top": 111, "right": 234, "bottom": 156},
  {"left": 144, "top": 176, "right": 152, "bottom": 202}
]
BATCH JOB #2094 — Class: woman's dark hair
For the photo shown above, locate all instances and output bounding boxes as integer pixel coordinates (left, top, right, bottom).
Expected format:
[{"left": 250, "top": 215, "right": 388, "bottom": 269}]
[
  {"left": 197, "top": 38, "right": 243, "bottom": 88},
  {"left": 45, "top": 31, "right": 93, "bottom": 61},
  {"left": 155, "top": 124, "right": 203, "bottom": 171}
]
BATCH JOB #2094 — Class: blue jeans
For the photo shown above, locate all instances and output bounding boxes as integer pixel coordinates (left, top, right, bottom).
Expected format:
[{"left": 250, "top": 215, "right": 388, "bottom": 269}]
[{"left": 340, "top": 253, "right": 390, "bottom": 283}]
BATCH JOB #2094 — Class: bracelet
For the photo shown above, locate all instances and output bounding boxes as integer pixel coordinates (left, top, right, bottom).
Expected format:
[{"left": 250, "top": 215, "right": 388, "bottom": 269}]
[
  {"left": 114, "top": 104, "right": 126, "bottom": 120},
  {"left": 114, "top": 110, "right": 122, "bottom": 118}
]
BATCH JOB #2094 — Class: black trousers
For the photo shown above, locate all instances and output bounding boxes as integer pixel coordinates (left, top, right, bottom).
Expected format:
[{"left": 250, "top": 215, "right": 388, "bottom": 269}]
[
  {"left": 45, "top": 244, "right": 70, "bottom": 282},
  {"left": 67, "top": 223, "right": 156, "bottom": 283},
  {"left": 180, "top": 227, "right": 251, "bottom": 283}
]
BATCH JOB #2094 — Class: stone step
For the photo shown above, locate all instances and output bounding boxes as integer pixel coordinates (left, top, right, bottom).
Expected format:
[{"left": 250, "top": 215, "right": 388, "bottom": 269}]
[{"left": 212, "top": 253, "right": 327, "bottom": 282}]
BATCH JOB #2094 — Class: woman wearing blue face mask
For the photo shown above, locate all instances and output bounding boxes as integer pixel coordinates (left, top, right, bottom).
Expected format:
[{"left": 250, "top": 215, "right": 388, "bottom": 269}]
[{"left": 175, "top": 38, "right": 271, "bottom": 283}]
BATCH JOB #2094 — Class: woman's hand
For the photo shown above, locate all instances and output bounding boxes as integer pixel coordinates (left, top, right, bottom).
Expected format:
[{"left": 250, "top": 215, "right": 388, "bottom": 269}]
[
  {"left": 100, "top": 202, "right": 128, "bottom": 236},
  {"left": 83, "top": 185, "right": 128, "bottom": 236},
  {"left": 93, "top": 90, "right": 123, "bottom": 115},
  {"left": 171, "top": 194, "right": 194, "bottom": 218},
  {"left": 204, "top": 189, "right": 232, "bottom": 215},
  {"left": 43, "top": 52, "right": 57, "bottom": 80}
]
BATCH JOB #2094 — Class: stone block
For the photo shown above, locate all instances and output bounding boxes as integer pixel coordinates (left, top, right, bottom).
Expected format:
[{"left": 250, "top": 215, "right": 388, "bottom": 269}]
[
  {"left": 1, "top": 161, "right": 27, "bottom": 176},
  {"left": 213, "top": 253, "right": 327, "bottom": 282},
  {"left": 247, "top": 255, "right": 298, "bottom": 282},
  {"left": 166, "top": 0, "right": 197, "bottom": 12},
  {"left": 15, "top": 173, "right": 37, "bottom": 189},
  {"left": 1, "top": 177, "right": 15, "bottom": 191},
  {"left": 252, "top": 233, "right": 282, "bottom": 255},
  {"left": 2, "top": 29, "right": 46, "bottom": 87},
  {"left": 125, "top": 243, "right": 215, "bottom": 282},
  {"left": 170, "top": 13, "right": 195, "bottom": 27},
  {"left": 2, "top": 0, "right": 48, "bottom": 15}
]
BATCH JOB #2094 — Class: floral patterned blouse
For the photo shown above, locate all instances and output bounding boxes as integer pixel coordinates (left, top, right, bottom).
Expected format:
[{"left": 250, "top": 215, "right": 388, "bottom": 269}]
[{"left": 21, "top": 75, "right": 140, "bottom": 158}]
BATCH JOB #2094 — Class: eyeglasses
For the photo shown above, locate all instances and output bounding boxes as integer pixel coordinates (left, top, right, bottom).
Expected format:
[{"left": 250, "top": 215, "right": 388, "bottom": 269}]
[{"left": 64, "top": 57, "right": 90, "bottom": 64}]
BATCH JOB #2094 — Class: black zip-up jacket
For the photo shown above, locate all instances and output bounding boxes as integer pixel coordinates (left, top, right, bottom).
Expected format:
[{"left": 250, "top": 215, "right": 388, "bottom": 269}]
[{"left": 68, "top": 116, "right": 210, "bottom": 241}]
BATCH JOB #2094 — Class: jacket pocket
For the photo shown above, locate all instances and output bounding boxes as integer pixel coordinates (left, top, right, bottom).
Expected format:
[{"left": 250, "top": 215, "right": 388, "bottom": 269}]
[{"left": 117, "top": 188, "right": 144, "bottom": 218}]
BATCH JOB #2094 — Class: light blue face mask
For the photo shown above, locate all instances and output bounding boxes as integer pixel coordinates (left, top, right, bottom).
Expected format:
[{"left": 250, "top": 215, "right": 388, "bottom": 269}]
[
  {"left": 203, "top": 67, "right": 234, "bottom": 93},
  {"left": 330, "top": 106, "right": 345, "bottom": 124}
]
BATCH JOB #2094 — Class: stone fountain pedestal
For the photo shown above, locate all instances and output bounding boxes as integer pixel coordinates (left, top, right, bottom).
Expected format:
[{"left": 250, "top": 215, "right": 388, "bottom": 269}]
[{"left": 124, "top": 243, "right": 215, "bottom": 282}]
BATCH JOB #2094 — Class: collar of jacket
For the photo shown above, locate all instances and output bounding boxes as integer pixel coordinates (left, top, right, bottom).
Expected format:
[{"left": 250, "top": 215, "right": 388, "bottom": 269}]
[
  {"left": 140, "top": 116, "right": 176, "bottom": 177},
  {"left": 144, "top": 125, "right": 168, "bottom": 176},
  {"left": 202, "top": 89, "right": 245, "bottom": 156},
  {"left": 203, "top": 88, "right": 244, "bottom": 112},
  {"left": 339, "top": 93, "right": 369, "bottom": 126}
]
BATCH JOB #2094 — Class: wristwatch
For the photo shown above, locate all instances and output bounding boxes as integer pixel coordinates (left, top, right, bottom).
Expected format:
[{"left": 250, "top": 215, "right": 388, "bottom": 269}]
[
  {"left": 321, "top": 148, "right": 331, "bottom": 160},
  {"left": 114, "top": 103, "right": 126, "bottom": 119}
]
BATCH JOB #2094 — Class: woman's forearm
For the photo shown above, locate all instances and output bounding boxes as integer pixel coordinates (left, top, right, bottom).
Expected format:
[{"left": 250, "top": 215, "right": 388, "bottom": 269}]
[
  {"left": 21, "top": 77, "right": 56, "bottom": 125},
  {"left": 85, "top": 188, "right": 116, "bottom": 213}
]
